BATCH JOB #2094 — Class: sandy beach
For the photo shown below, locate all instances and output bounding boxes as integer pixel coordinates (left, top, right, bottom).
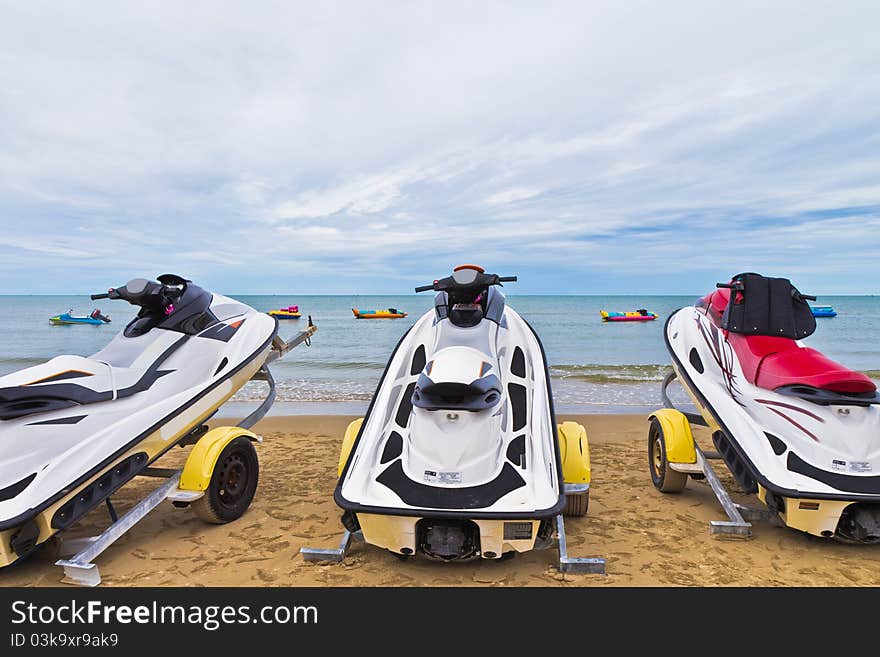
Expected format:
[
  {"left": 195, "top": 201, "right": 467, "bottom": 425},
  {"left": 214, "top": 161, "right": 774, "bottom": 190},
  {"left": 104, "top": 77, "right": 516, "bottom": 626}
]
[{"left": 3, "top": 414, "right": 879, "bottom": 588}]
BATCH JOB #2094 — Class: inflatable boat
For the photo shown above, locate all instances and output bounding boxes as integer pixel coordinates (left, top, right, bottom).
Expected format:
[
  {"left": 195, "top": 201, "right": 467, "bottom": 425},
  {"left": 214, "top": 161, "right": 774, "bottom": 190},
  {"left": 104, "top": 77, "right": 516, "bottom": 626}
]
[
  {"left": 352, "top": 308, "right": 408, "bottom": 319},
  {"left": 600, "top": 310, "right": 657, "bottom": 322}
]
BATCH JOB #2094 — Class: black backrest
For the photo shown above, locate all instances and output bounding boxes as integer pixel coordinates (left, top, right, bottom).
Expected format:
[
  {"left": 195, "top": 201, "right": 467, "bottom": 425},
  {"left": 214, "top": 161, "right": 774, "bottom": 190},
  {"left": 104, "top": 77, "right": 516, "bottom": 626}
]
[{"left": 721, "top": 273, "right": 816, "bottom": 339}]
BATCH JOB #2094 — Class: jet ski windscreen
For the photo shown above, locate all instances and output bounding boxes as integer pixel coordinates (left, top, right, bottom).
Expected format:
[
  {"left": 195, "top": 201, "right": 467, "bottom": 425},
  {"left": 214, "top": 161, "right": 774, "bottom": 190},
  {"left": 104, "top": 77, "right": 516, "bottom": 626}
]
[{"left": 721, "top": 273, "right": 816, "bottom": 339}]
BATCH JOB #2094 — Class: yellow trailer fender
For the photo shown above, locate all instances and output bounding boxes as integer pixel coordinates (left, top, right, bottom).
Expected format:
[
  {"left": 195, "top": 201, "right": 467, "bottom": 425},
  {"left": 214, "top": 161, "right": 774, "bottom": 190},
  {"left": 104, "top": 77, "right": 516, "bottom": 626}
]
[
  {"left": 180, "top": 427, "right": 259, "bottom": 491},
  {"left": 647, "top": 409, "right": 696, "bottom": 464},
  {"left": 557, "top": 421, "right": 591, "bottom": 485},
  {"left": 338, "top": 418, "right": 364, "bottom": 477}
]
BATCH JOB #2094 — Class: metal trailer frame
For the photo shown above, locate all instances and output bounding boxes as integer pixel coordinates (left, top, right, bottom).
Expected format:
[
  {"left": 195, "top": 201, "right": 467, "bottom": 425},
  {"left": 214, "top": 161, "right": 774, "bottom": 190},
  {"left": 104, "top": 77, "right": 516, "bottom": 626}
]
[
  {"left": 660, "top": 371, "right": 773, "bottom": 539},
  {"left": 300, "top": 483, "right": 606, "bottom": 575},
  {"left": 54, "top": 320, "right": 317, "bottom": 586}
]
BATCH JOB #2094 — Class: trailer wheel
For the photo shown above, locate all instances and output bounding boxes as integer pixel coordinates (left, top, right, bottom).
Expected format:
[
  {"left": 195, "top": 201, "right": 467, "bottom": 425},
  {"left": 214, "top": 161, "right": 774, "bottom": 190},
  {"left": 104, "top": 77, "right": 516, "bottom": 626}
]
[
  {"left": 648, "top": 418, "right": 688, "bottom": 493},
  {"left": 193, "top": 437, "right": 259, "bottom": 524},
  {"left": 563, "top": 490, "right": 589, "bottom": 517}
]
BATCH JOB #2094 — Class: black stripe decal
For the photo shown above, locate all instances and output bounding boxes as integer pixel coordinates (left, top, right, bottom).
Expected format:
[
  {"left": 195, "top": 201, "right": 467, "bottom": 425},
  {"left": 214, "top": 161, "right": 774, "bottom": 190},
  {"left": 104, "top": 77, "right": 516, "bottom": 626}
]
[
  {"left": 376, "top": 460, "right": 526, "bottom": 509},
  {"left": 0, "top": 473, "right": 36, "bottom": 502},
  {"left": 27, "top": 415, "right": 87, "bottom": 426},
  {"left": 787, "top": 452, "right": 880, "bottom": 494},
  {"left": 24, "top": 370, "right": 93, "bottom": 385},
  {"left": 0, "top": 337, "right": 187, "bottom": 419}
]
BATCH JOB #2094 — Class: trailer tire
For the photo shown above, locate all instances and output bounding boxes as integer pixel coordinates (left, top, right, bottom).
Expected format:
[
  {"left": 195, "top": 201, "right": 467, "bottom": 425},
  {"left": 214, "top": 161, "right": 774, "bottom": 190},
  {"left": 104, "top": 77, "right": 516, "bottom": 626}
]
[
  {"left": 193, "top": 437, "right": 259, "bottom": 524},
  {"left": 648, "top": 418, "right": 688, "bottom": 493},
  {"left": 563, "top": 490, "right": 589, "bottom": 517}
]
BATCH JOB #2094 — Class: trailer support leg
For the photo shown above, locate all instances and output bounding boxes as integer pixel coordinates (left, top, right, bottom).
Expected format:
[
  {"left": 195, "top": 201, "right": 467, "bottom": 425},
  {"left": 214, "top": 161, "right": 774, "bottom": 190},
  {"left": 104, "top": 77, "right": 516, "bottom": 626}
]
[
  {"left": 300, "top": 530, "right": 362, "bottom": 563},
  {"left": 556, "top": 515, "right": 605, "bottom": 574},
  {"left": 697, "top": 448, "right": 752, "bottom": 538}
]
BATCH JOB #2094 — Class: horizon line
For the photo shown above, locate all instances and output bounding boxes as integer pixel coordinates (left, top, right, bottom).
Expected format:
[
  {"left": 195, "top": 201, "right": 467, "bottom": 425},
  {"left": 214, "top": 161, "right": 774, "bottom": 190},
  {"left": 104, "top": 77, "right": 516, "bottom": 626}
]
[{"left": 1, "top": 292, "right": 876, "bottom": 297}]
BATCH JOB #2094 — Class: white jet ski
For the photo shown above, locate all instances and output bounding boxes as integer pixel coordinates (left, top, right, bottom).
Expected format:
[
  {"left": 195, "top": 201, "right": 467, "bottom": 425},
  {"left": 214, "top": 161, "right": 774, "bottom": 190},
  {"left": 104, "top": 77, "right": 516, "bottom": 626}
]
[
  {"left": 0, "top": 274, "right": 315, "bottom": 578},
  {"left": 303, "top": 265, "right": 604, "bottom": 573}
]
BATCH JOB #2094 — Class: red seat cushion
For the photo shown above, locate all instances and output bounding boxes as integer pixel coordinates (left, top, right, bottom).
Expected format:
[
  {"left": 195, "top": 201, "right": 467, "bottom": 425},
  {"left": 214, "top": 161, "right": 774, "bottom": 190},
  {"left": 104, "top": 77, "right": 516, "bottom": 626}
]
[
  {"left": 726, "top": 332, "right": 875, "bottom": 394},
  {"left": 757, "top": 349, "right": 875, "bottom": 393}
]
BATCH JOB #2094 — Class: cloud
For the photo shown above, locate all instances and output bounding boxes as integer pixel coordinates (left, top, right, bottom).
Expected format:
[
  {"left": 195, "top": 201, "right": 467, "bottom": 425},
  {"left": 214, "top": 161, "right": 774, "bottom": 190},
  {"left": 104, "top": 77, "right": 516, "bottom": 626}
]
[
  {"left": 0, "top": 2, "right": 879, "bottom": 293},
  {"left": 484, "top": 187, "right": 544, "bottom": 206}
]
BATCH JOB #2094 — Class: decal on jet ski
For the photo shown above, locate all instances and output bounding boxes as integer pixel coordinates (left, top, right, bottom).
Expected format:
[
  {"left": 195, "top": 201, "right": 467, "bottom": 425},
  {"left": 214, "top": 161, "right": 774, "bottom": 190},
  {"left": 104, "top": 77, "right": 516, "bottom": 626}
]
[
  {"left": 376, "top": 460, "right": 526, "bottom": 509},
  {"left": 23, "top": 370, "right": 94, "bottom": 385},
  {"left": 787, "top": 452, "right": 880, "bottom": 494},
  {"left": 0, "top": 473, "right": 36, "bottom": 503},
  {"left": 755, "top": 400, "right": 823, "bottom": 442},
  {"left": 764, "top": 406, "right": 820, "bottom": 442},
  {"left": 423, "top": 471, "right": 461, "bottom": 484},
  {"left": 0, "top": 338, "right": 185, "bottom": 421},
  {"left": 755, "top": 398, "right": 825, "bottom": 422},
  {"left": 695, "top": 313, "right": 744, "bottom": 405},
  {"left": 26, "top": 414, "right": 87, "bottom": 426},
  {"left": 198, "top": 318, "right": 246, "bottom": 343}
]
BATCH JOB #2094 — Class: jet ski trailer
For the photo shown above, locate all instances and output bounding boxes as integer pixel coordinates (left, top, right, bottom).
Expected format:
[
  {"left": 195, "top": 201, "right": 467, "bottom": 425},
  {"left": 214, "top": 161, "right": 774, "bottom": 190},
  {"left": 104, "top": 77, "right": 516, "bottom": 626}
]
[
  {"left": 302, "top": 265, "right": 604, "bottom": 574},
  {"left": 649, "top": 272, "right": 880, "bottom": 542},
  {"left": 0, "top": 275, "right": 316, "bottom": 585}
]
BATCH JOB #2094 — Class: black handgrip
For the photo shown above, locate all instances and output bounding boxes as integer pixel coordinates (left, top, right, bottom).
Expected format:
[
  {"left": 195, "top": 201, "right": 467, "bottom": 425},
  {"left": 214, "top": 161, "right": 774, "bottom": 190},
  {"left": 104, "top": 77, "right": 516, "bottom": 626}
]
[
  {"left": 90, "top": 293, "right": 110, "bottom": 300},
  {"left": 716, "top": 283, "right": 734, "bottom": 289},
  {"left": 498, "top": 276, "right": 517, "bottom": 283},
  {"left": 802, "top": 294, "right": 817, "bottom": 301},
  {"left": 414, "top": 284, "right": 435, "bottom": 293}
]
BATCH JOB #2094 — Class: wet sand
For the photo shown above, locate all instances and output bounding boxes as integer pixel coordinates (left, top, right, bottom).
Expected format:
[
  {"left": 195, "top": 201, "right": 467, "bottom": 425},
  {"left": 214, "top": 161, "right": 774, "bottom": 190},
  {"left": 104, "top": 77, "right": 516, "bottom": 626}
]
[{"left": 3, "top": 414, "right": 879, "bottom": 587}]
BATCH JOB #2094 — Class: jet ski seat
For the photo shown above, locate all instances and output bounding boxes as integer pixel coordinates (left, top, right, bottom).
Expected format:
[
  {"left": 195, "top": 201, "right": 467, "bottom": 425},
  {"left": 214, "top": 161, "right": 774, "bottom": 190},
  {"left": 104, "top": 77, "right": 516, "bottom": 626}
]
[
  {"left": 708, "top": 286, "right": 876, "bottom": 394},
  {"left": 726, "top": 333, "right": 876, "bottom": 394},
  {"left": 0, "top": 351, "right": 177, "bottom": 421}
]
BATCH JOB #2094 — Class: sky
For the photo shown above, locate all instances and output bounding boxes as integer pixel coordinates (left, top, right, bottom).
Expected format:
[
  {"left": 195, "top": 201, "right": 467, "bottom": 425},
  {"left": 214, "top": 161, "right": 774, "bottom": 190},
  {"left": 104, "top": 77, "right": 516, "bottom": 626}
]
[{"left": 1, "top": 1, "right": 879, "bottom": 295}]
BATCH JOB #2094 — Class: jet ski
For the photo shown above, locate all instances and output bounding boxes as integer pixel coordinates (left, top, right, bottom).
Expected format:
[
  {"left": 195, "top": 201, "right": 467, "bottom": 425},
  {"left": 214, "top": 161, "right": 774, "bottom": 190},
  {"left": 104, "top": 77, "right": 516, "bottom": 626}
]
[
  {"left": 649, "top": 272, "right": 880, "bottom": 542},
  {"left": 49, "top": 309, "right": 111, "bottom": 325},
  {"left": 0, "top": 274, "right": 316, "bottom": 580},
  {"left": 302, "top": 265, "right": 604, "bottom": 573}
]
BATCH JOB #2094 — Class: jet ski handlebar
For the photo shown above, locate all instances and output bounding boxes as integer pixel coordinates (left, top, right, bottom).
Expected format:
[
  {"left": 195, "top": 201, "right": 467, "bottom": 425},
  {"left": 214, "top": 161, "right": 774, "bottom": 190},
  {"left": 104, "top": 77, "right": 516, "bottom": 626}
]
[
  {"left": 415, "top": 273, "right": 517, "bottom": 293},
  {"left": 90, "top": 278, "right": 185, "bottom": 309}
]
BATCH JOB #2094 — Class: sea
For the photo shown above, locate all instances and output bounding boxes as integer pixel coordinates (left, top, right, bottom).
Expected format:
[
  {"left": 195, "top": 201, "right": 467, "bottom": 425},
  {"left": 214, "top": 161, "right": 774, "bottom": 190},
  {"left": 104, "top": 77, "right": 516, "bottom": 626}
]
[{"left": 2, "top": 295, "right": 878, "bottom": 415}]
